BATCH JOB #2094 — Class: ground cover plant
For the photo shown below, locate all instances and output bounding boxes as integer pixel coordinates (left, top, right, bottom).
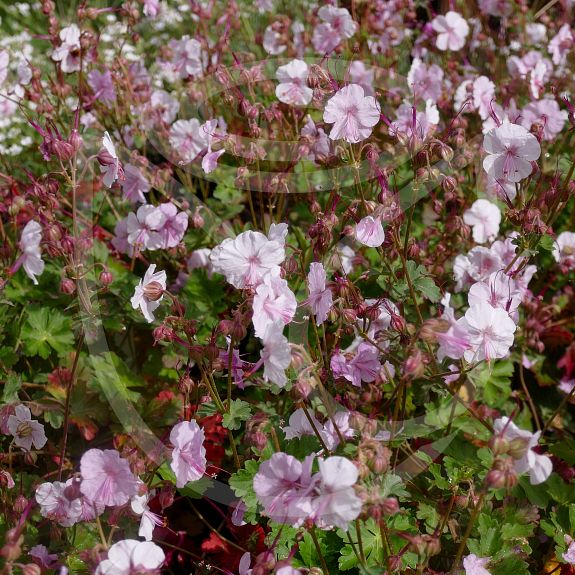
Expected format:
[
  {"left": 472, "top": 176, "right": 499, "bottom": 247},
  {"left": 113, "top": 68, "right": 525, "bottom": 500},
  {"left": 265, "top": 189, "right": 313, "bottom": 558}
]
[{"left": 1, "top": 0, "right": 575, "bottom": 574}]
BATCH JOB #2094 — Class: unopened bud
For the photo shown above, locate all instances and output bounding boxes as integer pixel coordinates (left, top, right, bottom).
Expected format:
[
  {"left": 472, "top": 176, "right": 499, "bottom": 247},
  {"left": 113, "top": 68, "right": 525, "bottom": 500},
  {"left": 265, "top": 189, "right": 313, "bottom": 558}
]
[
  {"left": 60, "top": 278, "right": 76, "bottom": 295},
  {"left": 142, "top": 281, "right": 164, "bottom": 301},
  {"left": 99, "top": 270, "right": 113, "bottom": 286}
]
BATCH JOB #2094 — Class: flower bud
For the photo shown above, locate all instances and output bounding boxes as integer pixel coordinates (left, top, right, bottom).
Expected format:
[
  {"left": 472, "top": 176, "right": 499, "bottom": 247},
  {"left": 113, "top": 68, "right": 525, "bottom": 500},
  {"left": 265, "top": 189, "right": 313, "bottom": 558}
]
[
  {"left": 486, "top": 457, "right": 518, "bottom": 489},
  {"left": 382, "top": 497, "right": 400, "bottom": 516},
  {"left": 21, "top": 564, "right": 42, "bottom": 575},
  {"left": 68, "top": 129, "right": 83, "bottom": 153},
  {"left": 13, "top": 495, "right": 28, "bottom": 514},
  {"left": 99, "top": 270, "right": 113, "bottom": 286},
  {"left": 142, "top": 281, "right": 164, "bottom": 301},
  {"left": 60, "top": 278, "right": 76, "bottom": 295}
]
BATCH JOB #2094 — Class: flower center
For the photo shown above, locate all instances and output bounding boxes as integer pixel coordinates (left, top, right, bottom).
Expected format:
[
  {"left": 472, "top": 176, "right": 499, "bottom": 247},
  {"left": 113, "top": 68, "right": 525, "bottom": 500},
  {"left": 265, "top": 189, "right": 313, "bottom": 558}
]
[{"left": 16, "top": 421, "right": 33, "bottom": 438}]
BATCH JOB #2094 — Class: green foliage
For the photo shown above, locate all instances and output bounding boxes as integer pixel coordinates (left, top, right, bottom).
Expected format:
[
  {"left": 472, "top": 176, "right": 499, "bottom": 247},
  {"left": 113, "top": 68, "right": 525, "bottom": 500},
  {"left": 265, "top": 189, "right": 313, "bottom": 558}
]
[
  {"left": 223, "top": 398, "right": 252, "bottom": 430},
  {"left": 20, "top": 306, "right": 75, "bottom": 358}
]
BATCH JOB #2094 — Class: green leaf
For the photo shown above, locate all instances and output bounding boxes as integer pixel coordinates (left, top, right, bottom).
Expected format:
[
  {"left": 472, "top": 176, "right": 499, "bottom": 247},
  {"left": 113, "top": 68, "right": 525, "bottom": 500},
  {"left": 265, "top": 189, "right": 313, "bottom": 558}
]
[
  {"left": 156, "top": 463, "right": 212, "bottom": 498},
  {"left": 88, "top": 352, "right": 142, "bottom": 402},
  {"left": 229, "top": 459, "right": 260, "bottom": 521},
  {"left": 2, "top": 373, "right": 21, "bottom": 403},
  {"left": 491, "top": 554, "right": 530, "bottom": 575},
  {"left": 549, "top": 438, "right": 575, "bottom": 465},
  {"left": 337, "top": 519, "right": 383, "bottom": 571},
  {"left": 406, "top": 260, "right": 441, "bottom": 303},
  {"left": 538, "top": 234, "right": 556, "bottom": 252},
  {"left": 21, "top": 307, "right": 74, "bottom": 358},
  {"left": 468, "top": 361, "right": 514, "bottom": 407},
  {"left": 223, "top": 399, "right": 252, "bottom": 431}
]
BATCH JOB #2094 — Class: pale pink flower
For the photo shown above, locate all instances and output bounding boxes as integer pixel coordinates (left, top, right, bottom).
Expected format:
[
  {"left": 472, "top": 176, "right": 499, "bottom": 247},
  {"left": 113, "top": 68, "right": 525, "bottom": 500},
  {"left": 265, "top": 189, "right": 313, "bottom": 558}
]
[
  {"left": 300, "top": 116, "right": 330, "bottom": 160},
  {"left": 149, "top": 90, "right": 179, "bottom": 125},
  {"left": 239, "top": 552, "right": 252, "bottom": 575},
  {"left": 468, "top": 272, "right": 522, "bottom": 320},
  {"left": 13, "top": 220, "right": 44, "bottom": 285},
  {"left": 355, "top": 215, "right": 385, "bottom": 247},
  {"left": 143, "top": 0, "right": 160, "bottom": 17},
  {"left": 323, "top": 84, "right": 380, "bottom": 143},
  {"left": 7, "top": 405, "right": 47, "bottom": 451},
  {"left": 464, "top": 303, "right": 516, "bottom": 362},
  {"left": 80, "top": 449, "right": 139, "bottom": 507},
  {"left": 313, "top": 456, "right": 362, "bottom": 530},
  {"left": 131, "top": 264, "right": 167, "bottom": 323},
  {"left": 548, "top": 23, "right": 573, "bottom": 66},
  {"left": 252, "top": 271, "right": 297, "bottom": 338},
  {"left": 95, "top": 539, "right": 165, "bottom": 575},
  {"left": 169, "top": 119, "right": 210, "bottom": 164},
  {"left": 210, "top": 230, "right": 285, "bottom": 289},
  {"left": 263, "top": 26, "right": 286, "bottom": 55},
  {"left": 51, "top": 25, "right": 81, "bottom": 73},
  {"left": 305, "top": 262, "right": 333, "bottom": 325},
  {"left": 521, "top": 97, "right": 568, "bottom": 141},
  {"left": 526, "top": 23, "right": 547, "bottom": 44},
  {"left": 322, "top": 411, "right": 355, "bottom": 451},
  {"left": 364, "top": 298, "right": 401, "bottom": 338},
  {"left": 553, "top": 231, "right": 575, "bottom": 269},
  {"left": 312, "top": 5, "right": 357, "bottom": 53},
  {"left": 275, "top": 60, "right": 313, "bottom": 106},
  {"left": 188, "top": 248, "right": 213, "bottom": 277},
  {"left": 169, "top": 36, "right": 203, "bottom": 79},
  {"left": 463, "top": 199, "right": 501, "bottom": 244},
  {"left": 282, "top": 408, "right": 322, "bottom": 441},
  {"left": 463, "top": 554, "right": 492, "bottom": 575},
  {"left": 477, "top": 0, "right": 511, "bottom": 17},
  {"left": 122, "top": 164, "right": 150, "bottom": 203},
  {"left": 170, "top": 420, "right": 207, "bottom": 488},
  {"left": 261, "top": 321, "right": 292, "bottom": 387},
  {"left": 29, "top": 545, "right": 59, "bottom": 569},
  {"left": 156, "top": 203, "right": 188, "bottom": 248},
  {"left": 253, "top": 453, "right": 318, "bottom": 525},
  {"left": 99, "top": 132, "right": 121, "bottom": 188},
  {"left": 126, "top": 205, "right": 165, "bottom": 251},
  {"left": 431, "top": 11, "right": 469, "bottom": 51},
  {"left": 389, "top": 100, "right": 439, "bottom": 143},
  {"left": 472, "top": 76, "right": 496, "bottom": 120},
  {"left": 131, "top": 491, "right": 163, "bottom": 541},
  {"left": 88, "top": 69, "right": 116, "bottom": 105},
  {"left": 0, "top": 50, "right": 8, "bottom": 87},
  {"left": 112, "top": 219, "right": 134, "bottom": 257},
  {"left": 202, "top": 149, "right": 225, "bottom": 174},
  {"left": 348, "top": 61, "right": 374, "bottom": 95},
  {"left": 563, "top": 537, "right": 575, "bottom": 564},
  {"left": 493, "top": 417, "right": 552, "bottom": 485},
  {"left": 407, "top": 58, "right": 444, "bottom": 103},
  {"left": 35, "top": 480, "right": 82, "bottom": 527},
  {"left": 483, "top": 122, "right": 541, "bottom": 183},
  {"left": 331, "top": 342, "right": 380, "bottom": 387},
  {"left": 268, "top": 223, "right": 289, "bottom": 246}
]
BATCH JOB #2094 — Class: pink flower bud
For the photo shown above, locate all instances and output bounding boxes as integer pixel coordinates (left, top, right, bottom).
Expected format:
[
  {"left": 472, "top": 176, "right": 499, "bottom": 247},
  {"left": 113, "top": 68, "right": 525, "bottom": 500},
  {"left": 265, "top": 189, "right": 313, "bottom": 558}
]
[{"left": 60, "top": 278, "right": 76, "bottom": 294}]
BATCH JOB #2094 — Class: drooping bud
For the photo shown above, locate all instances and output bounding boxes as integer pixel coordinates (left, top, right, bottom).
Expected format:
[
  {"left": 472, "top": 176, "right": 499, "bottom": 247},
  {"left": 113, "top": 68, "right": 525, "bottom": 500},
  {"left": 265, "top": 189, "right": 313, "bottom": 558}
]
[{"left": 142, "top": 281, "right": 164, "bottom": 301}]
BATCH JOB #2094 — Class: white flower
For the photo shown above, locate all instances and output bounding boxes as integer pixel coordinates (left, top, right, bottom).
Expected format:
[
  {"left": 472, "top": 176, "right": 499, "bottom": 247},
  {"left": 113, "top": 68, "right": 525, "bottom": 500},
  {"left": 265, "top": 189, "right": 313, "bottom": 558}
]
[
  {"left": 314, "top": 457, "right": 362, "bottom": 530},
  {"left": 99, "top": 132, "right": 121, "bottom": 188},
  {"left": 275, "top": 59, "right": 313, "bottom": 106},
  {"left": 7, "top": 405, "right": 47, "bottom": 451},
  {"left": 209, "top": 230, "right": 285, "bottom": 289},
  {"left": 131, "top": 264, "right": 167, "bottom": 323},
  {"left": 95, "top": 539, "right": 165, "bottom": 575},
  {"left": 130, "top": 491, "right": 163, "bottom": 541},
  {"left": 252, "top": 271, "right": 297, "bottom": 339},
  {"left": 483, "top": 122, "right": 541, "bottom": 183},
  {"left": 463, "top": 199, "right": 501, "bottom": 244},
  {"left": 431, "top": 11, "right": 469, "bottom": 51},
  {"left": 553, "top": 231, "right": 575, "bottom": 269},
  {"left": 261, "top": 321, "right": 292, "bottom": 387},
  {"left": 51, "top": 25, "right": 81, "bottom": 73},
  {"left": 16, "top": 220, "right": 44, "bottom": 285},
  {"left": 493, "top": 417, "right": 553, "bottom": 485}
]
